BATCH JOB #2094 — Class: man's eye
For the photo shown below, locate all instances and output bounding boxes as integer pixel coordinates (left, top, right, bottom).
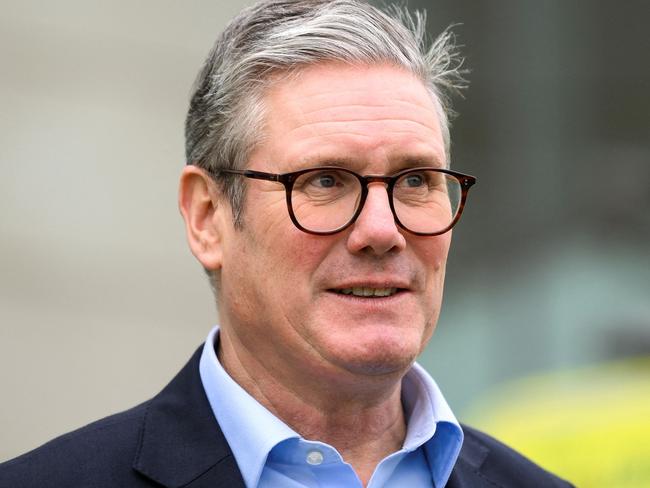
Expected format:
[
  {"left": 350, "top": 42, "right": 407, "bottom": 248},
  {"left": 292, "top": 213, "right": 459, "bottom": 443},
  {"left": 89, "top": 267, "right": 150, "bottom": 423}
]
[
  {"left": 295, "top": 170, "right": 351, "bottom": 195},
  {"left": 404, "top": 174, "right": 425, "bottom": 187},
  {"left": 314, "top": 174, "right": 338, "bottom": 188}
]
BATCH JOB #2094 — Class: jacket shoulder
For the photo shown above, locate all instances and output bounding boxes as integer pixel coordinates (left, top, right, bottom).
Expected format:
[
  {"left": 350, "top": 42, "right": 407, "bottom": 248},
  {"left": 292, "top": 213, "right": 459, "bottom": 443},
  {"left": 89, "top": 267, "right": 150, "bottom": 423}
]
[
  {"left": 450, "top": 424, "right": 574, "bottom": 487},
  {"left": 0, "top": 402, "right": 152, "bottom": 488}
]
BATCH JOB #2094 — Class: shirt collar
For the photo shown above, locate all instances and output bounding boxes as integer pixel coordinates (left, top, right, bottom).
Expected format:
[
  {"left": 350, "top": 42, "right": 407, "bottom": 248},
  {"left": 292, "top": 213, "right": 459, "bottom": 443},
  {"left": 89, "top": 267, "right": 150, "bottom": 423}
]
[
  {"left": 199, "top": 326, "right": 298, "bottom": 488},
  {"left": 402, "top": 362, "right": 452, "bottom": 449},
  {"left": 199, "top": 326, "right": 463, "bottom": 488},
  {"left": 402, "top": 361, "right": 464, "bottom": 485}
]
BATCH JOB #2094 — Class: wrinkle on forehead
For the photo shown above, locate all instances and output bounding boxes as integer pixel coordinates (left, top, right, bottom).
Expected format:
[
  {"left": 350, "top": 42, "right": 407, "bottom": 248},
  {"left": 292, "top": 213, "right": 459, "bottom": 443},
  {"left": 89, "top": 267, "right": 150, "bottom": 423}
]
[
  {"left": 265, "top": 62, "right": 439, "bottom": 124},
  {"left": 275, "top": 73, "right": 438, "bottom": 124},
  {"left": 260, "top": 64, "right": 444, "bottom": 171}
]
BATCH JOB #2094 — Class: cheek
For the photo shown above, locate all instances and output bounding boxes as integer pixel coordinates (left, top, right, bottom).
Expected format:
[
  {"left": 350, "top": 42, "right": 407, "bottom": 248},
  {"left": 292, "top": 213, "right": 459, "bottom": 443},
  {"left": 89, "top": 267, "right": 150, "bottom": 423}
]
[
  {"left": 418, "top": 233, "right": 451, "bottom": 274},
  {"left": 283, "top": 235, "right": 330, "bottom": 263},
  {"left": 418, "top": 237, "right": 450, "bottom": 344},
  {"left": 242, "top": 185, "right": 340, "bottom": 275},
  {"left": 244, "top": 219, "right": 335, "bottom": 299}
]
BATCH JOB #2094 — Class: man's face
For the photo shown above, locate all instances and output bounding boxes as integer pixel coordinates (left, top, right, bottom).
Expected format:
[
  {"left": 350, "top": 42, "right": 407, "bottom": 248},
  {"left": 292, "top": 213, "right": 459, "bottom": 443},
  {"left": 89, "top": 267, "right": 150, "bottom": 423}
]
[{"left": 217, "top": 63, "right": 451, "bottom": 384}]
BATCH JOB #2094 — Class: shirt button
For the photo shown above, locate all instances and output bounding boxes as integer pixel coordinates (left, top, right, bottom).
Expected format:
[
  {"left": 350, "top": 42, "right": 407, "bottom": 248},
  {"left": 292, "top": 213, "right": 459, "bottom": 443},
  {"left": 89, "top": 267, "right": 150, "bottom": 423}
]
[{"left": 306, "top": 450, "right": 324, "bottom": 465}]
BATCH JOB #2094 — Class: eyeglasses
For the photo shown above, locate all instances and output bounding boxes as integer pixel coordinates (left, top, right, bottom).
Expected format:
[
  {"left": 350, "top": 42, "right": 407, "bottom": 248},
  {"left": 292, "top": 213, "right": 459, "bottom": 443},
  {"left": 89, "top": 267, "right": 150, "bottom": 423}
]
[{"left": 214, "top": 166, "right": 476, "bottom": 236}]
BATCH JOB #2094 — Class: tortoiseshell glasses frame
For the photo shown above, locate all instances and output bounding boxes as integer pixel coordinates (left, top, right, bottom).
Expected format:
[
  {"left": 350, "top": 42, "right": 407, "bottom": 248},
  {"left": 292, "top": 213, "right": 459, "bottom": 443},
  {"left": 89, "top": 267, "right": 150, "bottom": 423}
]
[{"left": 211, "top": 166, "right": 476, "bottom": 236}]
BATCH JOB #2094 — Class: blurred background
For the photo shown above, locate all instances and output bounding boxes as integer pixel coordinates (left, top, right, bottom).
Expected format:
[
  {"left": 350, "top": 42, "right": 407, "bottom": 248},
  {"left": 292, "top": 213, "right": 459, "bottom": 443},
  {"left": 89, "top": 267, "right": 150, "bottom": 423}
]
[{"left": 1, "top": 1, "right": 648, "bottom": 485}]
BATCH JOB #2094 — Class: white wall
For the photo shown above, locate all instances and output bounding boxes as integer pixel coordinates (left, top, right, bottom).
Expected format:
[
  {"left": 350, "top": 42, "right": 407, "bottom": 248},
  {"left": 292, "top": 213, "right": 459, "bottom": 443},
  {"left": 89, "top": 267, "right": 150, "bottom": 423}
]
[{"left": 0, "top": 0, "right": 251, "bottom": 461}]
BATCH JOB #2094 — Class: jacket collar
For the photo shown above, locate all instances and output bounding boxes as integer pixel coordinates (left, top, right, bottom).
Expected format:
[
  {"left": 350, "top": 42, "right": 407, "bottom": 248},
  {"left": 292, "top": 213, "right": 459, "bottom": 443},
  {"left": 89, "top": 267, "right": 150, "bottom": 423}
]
[
  {"left": 445, "top": 425, "right": 491, "bottom": 488},
  {"left": 132, "top": 347, "right": 246, "bottom": 488}
]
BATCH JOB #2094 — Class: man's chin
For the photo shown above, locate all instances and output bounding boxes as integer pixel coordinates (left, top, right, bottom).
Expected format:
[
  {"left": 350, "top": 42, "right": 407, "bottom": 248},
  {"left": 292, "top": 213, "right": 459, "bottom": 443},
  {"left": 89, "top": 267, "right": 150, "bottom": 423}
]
[
  {"left": 341, "top": 356, "right": 415, "bottom": 378},
  {"left": 324, "top": 340, "right": 420, "bottom": 379},
  {"left": 303, "top": 314, "right": 431, "bottom": 379}
]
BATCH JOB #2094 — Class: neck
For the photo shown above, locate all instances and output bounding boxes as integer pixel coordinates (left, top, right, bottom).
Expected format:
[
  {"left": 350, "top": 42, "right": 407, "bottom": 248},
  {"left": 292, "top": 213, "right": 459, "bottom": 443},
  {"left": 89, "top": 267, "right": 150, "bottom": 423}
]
[{"left": 218, "top": 329, "right": 408, "bottom": 486}]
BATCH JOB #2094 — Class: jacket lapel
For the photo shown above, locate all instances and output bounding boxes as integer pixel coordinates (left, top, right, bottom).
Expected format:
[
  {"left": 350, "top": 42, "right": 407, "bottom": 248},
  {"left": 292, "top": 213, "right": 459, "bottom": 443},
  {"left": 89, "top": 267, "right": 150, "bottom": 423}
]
[
  {"left": 132, "top": 347, "right": 246, "bottom": 488},
  {"left": 445, "top": 426, "right": 491, "bottom": 488}
]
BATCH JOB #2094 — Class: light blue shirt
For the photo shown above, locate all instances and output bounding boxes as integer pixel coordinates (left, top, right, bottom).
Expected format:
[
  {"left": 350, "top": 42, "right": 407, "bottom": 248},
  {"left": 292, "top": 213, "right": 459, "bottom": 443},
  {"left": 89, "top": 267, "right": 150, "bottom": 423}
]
[{"left": 199, "top": 326, "right": 463, "bottom": 487}]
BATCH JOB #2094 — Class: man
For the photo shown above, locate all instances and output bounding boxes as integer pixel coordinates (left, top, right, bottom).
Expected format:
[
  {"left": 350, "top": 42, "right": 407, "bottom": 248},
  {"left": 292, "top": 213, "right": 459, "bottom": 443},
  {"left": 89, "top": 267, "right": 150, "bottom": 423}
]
[{"left": 0, "top": 1, "right": 572, "bottom": 487}]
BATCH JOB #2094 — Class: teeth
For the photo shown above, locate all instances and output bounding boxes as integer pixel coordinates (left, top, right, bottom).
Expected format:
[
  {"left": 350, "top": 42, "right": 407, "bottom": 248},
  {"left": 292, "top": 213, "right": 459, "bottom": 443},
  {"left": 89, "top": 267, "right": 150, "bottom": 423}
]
[{"left": 337, "top": 287, "right": 398, "bottom": 297}]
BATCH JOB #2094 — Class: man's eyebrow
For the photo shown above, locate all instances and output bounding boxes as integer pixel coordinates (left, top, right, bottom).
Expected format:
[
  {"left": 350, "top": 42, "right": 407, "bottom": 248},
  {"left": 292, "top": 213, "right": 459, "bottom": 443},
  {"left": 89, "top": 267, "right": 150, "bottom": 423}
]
[
  {"left": 316, "top": 158, "right": 356, "bottom": 167},
  {"left": 292, "top": 155, "right": 447, "bottom": 172},
  {"left": 293, "top": 156, "right": 359, "bottom": 169},
  {"left": 395, "top": 156, "right": 447, "bottom": 170}
]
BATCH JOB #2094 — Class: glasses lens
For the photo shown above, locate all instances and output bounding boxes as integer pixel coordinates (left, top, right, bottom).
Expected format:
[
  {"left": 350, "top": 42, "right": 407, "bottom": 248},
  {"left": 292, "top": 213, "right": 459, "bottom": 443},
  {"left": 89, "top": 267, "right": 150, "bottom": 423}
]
[
  {"left": 393, "top": 170, "right": 461, "bottom": 234},
  {"left": 291, "top": 168, "right": 361, "bottom": 232}
]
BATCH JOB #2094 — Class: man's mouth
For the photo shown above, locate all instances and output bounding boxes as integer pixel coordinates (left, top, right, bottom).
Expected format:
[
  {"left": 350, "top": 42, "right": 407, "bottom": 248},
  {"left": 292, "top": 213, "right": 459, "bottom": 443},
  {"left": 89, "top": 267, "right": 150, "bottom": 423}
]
[{"left": 331, "top": 287, "right": 401, "bottom": 298}]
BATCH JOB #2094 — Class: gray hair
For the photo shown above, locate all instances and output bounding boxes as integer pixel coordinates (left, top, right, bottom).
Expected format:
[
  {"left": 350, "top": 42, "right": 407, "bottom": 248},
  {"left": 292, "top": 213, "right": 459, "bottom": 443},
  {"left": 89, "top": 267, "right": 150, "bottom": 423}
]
[{"left": 185, "top": 0, "right": 466, "bottom": 225}]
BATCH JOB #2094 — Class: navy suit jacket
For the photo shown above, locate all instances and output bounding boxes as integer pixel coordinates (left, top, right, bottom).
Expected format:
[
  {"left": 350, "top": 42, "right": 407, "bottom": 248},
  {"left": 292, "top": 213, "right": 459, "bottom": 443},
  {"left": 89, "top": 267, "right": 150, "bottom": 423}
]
[{"left": 0, "top": 347, "right": 573, "bottom": 487}]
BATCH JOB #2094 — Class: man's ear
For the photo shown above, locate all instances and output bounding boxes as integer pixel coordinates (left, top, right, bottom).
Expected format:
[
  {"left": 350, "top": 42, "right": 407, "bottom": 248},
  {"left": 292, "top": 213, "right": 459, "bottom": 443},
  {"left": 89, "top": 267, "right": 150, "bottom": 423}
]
[{"left": 178, "top": 165, "right": 228, "bottom": 271}]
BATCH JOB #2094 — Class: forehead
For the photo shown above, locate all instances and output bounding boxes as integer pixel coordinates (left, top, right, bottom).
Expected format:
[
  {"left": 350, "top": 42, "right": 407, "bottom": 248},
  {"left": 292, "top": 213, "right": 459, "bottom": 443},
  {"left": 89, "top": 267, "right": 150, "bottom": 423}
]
[{"left": 254, "top": 62, "right": 446, "bottom": 171}]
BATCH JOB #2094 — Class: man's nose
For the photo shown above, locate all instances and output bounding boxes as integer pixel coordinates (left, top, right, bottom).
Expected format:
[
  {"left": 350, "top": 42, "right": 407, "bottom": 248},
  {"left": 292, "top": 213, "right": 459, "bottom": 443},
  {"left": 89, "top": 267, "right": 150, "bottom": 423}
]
[{"left": 346, "top": 183, "right": 407, "bottom": 255}]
